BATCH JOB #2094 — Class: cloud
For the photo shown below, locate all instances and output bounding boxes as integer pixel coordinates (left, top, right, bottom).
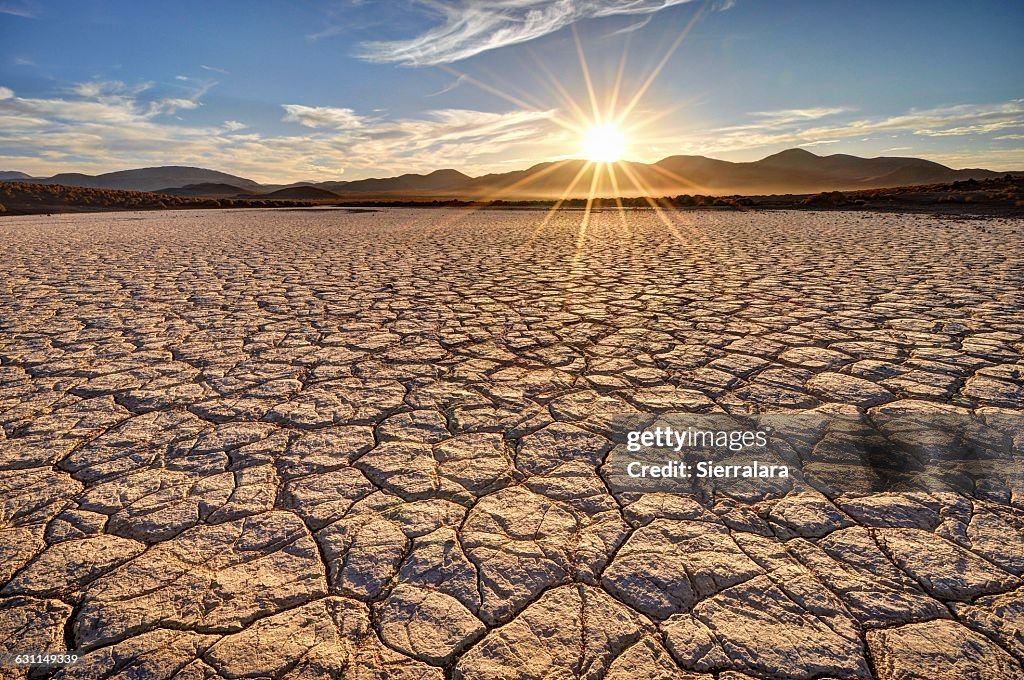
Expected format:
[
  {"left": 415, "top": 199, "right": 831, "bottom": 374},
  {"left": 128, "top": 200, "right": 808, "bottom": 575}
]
[
  {"left": 800, "top": 138, "right": 840, "bottom": 147},
  {"left": 715, "top": 107, "right": 852, "bottom": 133},
  {"left": 914, "top": 120, "right": 1022, "bottom": 137},
  {"left": 426, "top": 74, "right": 467, "bottom": 97},
  {"left": 200, "top": 64, "right": 230, "bottom": 75},
  {"left": 57, "top": 79, "right": 210, "bottom": 120},
  {"left": 0, "top": 1, "right": 35, "bottom": 18},
  {"left": 927, "top": 147, "right": 1024, "bottom": 170},
  {"left": 356, "top": 0, "right": 702, "bottom": 66},
  {"left": 606, "top": 14, "right": 654, "bottom": 37},
  {"left": 148, "top": 98, "right": 201, "bottom": 115},
  {"left": 701, "top": 100, "right": 1024, "bottom": 155},
  {"left": 71, "top": 80, "right": 151, "bottom": 98},
  {"left": 750, "top": 107, "right": 852, "bottom": 123},
  {"left": 7, "top": 94, "right": 144, "bottom": 125},
  {"left": 282, "top": 104, "right": 366, "bottom": 129},
  {"left": 0, "top": 83, "right": 561, "bottom": 182},
  {"left": 5, "top": 77, "right": 1019, "bottom": 181}
]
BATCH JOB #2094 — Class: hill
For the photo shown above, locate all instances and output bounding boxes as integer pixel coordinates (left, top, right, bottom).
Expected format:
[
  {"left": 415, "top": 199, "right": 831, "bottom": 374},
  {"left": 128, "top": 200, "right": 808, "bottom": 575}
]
[
  {"left": 255, "top": 186, "right": 341, "bottom": 200},
  {"left": 315, "top": 168, "right": 471, "bottom": 195},
  {"left": 10, "top": 166, "right": 262, "bottom": 192},
  {"left": 0, "top": 182, "right": 316, "bottom": 215},
  {"left": 156, "top": 183, "right": 256, "bottom": 198},
  {"left": 0, "top": 171, "right": 33, "bottom": 181}
]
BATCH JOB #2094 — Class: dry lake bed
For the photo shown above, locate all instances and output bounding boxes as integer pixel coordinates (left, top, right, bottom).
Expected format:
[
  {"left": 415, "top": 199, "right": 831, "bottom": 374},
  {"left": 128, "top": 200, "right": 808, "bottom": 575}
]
[{"left": 1, "top": 207, "right": 1023, "bottom": 679}]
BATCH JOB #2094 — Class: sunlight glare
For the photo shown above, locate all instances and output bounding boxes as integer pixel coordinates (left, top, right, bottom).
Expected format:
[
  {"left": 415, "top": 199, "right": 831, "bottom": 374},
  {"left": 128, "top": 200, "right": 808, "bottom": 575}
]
[{"left": 582, "top": 123, "right": 626, "bottom": 162}]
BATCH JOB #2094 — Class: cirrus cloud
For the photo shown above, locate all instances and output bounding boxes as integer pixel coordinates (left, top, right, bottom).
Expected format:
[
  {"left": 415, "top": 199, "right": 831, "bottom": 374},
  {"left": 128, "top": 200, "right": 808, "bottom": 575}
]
[
  {"left": 700, "top": 100, "right": 1024, "bottom": 156},
  {"left": 356, "top": 0, "right": 704, "bottom": 66},
  {"left": 282, "top": 104, "right": 366, "bottom": 129}
]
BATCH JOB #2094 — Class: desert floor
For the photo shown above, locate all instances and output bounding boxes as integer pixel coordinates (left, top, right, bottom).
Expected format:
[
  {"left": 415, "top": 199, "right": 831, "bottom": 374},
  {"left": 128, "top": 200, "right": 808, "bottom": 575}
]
[{"left": 1, "top": 208, "right": 1023, "bottom": 679}]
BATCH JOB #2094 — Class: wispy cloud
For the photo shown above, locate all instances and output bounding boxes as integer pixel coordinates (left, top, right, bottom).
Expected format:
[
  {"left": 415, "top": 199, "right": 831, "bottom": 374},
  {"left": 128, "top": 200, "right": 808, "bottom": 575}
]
[
  {"left": 606, "top": 14, "right": 654, "bottom": 37},
  {"left": 750, "top": 107, "right": 853, "bottom": 123},
  {"left": 715, "top": 107, "right": 853, "bottom": 134},
  {"left": 61, "top": 79, "right": 211, "bottom": 118},
  {"left": 0, "top": 82, "right": 560, "bottom": 182},
  {"left": 200, "top": 64, "right": 230, "bottom": 75},
  {"left": 282, "top": 104, "right": 366, "bottom": 129},
  {"left": 702, "top": 100, "right": 1024, "bottom": 156},
  {"left": 70, "top": 80, "right": 151, "bottom": 98},
  {"left": 356, "top": 0, "right": 703, "bottom": 66},
  {"left": 148, "top": 98, "right": 201, "bottom": 115},
  {"left": 0, "top": 1, "right": 35, "bottom": 18},
  {"left": 927, "top": 147, "right": 1024, "bottom": 170},
  {"left": 914, "top": 120, "right": 1022, "bottom": 137},
  {"left": 426, "top": 74, "right": 467, "bottom": 97}
]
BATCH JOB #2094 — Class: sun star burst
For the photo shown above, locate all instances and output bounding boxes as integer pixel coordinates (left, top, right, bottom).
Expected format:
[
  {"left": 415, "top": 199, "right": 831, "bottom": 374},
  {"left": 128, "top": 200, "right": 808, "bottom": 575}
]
[{"left": 582, "top": 123, "right": 627, "bottom": 163}]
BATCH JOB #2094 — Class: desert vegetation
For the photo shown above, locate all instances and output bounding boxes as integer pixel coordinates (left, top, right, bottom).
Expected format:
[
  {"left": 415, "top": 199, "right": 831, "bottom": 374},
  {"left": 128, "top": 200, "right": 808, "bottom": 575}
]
[{"left": 0, "top": 182, "right": 316, "bottom": 216}]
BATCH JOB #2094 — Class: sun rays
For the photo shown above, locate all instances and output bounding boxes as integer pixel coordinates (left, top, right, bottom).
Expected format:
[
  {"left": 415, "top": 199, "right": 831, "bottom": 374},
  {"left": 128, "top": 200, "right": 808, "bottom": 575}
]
[
  {"left": 544, "top": 2, "right": 709, "bottom": 289},
  {"left": 410, "top": 2, "right": 714, "bottom": 318}
]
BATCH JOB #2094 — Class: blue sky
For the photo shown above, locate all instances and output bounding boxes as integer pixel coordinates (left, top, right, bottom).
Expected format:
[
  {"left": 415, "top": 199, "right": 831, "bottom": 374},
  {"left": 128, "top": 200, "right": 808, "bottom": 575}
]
[{"left": 1, "top": 0, "right": 1022, "bottom": 181}]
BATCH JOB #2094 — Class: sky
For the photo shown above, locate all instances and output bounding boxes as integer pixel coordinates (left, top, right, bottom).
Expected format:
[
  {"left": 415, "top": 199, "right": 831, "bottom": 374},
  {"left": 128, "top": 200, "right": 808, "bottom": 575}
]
[{"left": 1, "top": 0, "right": 1022, "bottom": 182}]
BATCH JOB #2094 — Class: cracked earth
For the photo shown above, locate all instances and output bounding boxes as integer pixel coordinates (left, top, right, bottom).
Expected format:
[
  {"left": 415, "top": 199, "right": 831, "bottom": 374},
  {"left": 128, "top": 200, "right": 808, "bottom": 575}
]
[{"left": 0, "top": 207, "right": 1023, "bottom": 679}]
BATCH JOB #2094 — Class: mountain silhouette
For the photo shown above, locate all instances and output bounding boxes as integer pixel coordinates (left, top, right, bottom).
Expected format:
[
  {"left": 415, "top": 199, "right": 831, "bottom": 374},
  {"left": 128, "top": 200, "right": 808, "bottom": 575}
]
[
  {"left": 255, "top": 186, "right": 342, "bottom": 200},
  {"left": 155, "top": 182, "right": 256, "bottom": 198},
  {"left": 16, "top": 166, "right": 262, "bottom": 192},
  {"left": 314, "top": 168, "right": 472, "bottom": 195},
  {"left": 3, "top": 150, "right": 1015, "bottom": 199}
]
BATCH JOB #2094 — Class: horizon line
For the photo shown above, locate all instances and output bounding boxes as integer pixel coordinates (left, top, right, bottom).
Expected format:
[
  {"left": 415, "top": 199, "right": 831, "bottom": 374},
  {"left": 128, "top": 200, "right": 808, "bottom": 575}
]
[{"left": 4, "top": 146, "right": 1018, "bottom": 186}]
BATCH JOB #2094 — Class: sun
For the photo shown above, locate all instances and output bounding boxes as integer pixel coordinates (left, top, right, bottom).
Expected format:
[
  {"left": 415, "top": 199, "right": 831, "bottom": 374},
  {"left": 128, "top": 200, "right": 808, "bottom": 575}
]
[{"left": 582, "top": 123, "right": 626, "bottom": 163}]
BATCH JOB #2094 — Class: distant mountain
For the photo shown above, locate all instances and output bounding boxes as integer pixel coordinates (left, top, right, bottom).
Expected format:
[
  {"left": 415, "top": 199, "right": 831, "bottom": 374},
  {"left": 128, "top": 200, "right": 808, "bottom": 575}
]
[
  {"left": 302, "top": 150, "right": 1009, "bottom": 199},
  {"left": 156, "top": 182, "right": 256, "bottom": 198},
  {"left": 255, "top": 186, "right": 341, "bottom": 200},
  {"left": 7, "top": 151, "right": 1016, "bottom": 199},
  {"left": 20, "top": 166, "right": 262, "bottom": 192},
  {"left": 314, "top": 168, "right": 472, "bottom": 195},
  {"left": 458, "top": 149, "right": 1011, "bottom": 198},
  {"left": 0, "top": 171, "right": 33, "bottom": 180}
]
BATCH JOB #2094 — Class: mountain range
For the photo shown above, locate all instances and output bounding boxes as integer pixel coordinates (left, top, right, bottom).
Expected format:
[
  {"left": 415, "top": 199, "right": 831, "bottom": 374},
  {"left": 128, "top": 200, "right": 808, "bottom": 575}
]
[
  {"left": 1, "top": 166, "right": 264, "bottom": 192},
  {"left": 3, "top": 149, "right": 1017, "bottom": 200}
]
